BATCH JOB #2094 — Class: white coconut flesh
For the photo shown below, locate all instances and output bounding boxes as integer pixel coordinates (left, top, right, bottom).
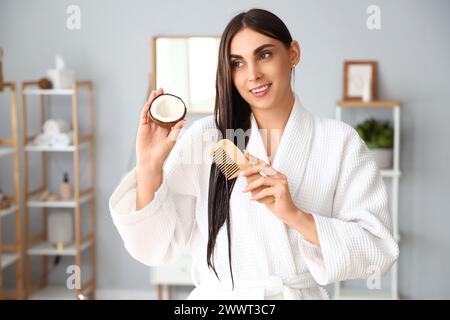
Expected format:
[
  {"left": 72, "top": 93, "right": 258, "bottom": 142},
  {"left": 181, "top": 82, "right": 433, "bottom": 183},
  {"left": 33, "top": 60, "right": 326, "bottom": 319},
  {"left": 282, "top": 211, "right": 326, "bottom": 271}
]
[{"left": 150, "top": 95, "right": 186, "bottom": 123}]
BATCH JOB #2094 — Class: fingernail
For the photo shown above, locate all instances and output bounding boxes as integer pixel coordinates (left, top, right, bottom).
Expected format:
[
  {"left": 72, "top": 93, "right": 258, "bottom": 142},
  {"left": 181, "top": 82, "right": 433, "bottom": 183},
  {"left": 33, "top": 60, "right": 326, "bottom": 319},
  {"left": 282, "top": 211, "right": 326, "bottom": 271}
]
[{"left": 239, "top": 171, "right": 245, "bottom": 176}]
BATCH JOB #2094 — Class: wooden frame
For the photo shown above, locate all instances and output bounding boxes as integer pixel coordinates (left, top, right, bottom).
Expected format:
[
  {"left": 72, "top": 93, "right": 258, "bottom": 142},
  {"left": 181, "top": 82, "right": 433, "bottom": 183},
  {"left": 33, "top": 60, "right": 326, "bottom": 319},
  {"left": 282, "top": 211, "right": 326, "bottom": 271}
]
[
  {"left": 343, "top": 60, "right": 378, "bottom": 101},
  {"left": 150, "top": 35, "right": 220, "bottom": 115},
  {"left": 0, "top": 48, "right": 4, "bottom": 92},
  {"left": 20, "top": 80, "right": 96, "bottom": 300},
  {"left": 0, "top": 82, "right": 23, "bottom": 300}
]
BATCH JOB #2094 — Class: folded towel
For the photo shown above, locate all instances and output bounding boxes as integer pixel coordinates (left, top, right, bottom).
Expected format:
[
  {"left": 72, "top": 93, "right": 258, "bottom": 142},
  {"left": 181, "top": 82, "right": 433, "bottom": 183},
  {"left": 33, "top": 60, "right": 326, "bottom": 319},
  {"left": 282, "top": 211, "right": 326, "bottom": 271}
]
[
  {"left": 43, "top": 119, "right": 70, "bottom": 135},
  {"left": 34, "top": 133, "right": 52, "bottom": 146},
  {"left": 51, "top": 132, "right": 72, "bottom": 147}
]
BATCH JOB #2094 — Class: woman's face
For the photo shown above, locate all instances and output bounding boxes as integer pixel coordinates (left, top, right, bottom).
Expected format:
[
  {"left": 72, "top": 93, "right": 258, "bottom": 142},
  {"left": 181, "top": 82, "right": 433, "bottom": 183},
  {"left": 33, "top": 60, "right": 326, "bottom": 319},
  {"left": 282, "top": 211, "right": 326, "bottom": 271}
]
[{"left": 229, "top": 27, "right": 300, "bottom": 111}]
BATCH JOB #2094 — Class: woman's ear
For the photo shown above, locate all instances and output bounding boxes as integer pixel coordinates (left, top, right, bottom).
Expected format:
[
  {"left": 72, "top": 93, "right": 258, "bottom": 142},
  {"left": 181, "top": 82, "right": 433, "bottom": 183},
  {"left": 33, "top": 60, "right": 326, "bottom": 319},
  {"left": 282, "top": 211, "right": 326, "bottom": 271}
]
[{"left": 289, "top": 40, "right": 301, "bottom": 67}]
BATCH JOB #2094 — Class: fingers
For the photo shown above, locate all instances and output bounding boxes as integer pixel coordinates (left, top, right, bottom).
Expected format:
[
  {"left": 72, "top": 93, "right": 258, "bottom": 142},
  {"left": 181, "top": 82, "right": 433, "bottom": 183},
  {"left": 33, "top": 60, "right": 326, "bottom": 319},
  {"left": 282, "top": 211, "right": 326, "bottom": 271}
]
[
  {"left": 167, "top": 118, "right": 187, "bottom": 144},
  {"left": 140, "top": 90, "right": 157, "bottom": 125},
  {"left": 140, "top": 88, "right": 165, "bottom": 125},
  {"left": 241, "top": 151, "right": 279, "bottom": 177},
  {"left": 241, "top": 176, "right": 272, "bottom": 193},
  {"left": 259, "top": 167, "right": 278, "bottom": 177},
  {"left": 243, "top": 150, "right": 266, "bottom": 165},
  {"left": 239, "top": 162, "right": 271, "bottom": 177},
  {"left": 250, "top": 187, "right": 276, "bottom": 201}
]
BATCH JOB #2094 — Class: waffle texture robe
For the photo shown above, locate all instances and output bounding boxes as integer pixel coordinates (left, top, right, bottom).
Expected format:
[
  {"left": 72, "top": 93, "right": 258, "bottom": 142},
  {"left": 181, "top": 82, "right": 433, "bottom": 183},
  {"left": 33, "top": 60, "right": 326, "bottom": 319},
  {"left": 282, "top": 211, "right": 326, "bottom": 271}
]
[{"left": 109, "top": 93, "right": 399, "bottom": 299}]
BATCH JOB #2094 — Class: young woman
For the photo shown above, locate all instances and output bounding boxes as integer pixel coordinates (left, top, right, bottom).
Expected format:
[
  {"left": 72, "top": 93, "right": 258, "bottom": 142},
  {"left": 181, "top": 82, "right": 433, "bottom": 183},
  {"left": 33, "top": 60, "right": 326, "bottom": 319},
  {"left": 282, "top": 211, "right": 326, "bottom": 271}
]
[{"left": 109, "top": 8, "right": 399, "bottom": 299}]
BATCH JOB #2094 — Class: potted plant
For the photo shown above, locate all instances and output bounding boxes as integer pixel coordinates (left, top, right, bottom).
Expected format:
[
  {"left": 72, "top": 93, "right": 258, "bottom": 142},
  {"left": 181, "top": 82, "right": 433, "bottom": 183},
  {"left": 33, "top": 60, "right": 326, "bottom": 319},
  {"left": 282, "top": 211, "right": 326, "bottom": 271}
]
[{"left": 355, "top": 118, "right": 394, "bottom": 169}]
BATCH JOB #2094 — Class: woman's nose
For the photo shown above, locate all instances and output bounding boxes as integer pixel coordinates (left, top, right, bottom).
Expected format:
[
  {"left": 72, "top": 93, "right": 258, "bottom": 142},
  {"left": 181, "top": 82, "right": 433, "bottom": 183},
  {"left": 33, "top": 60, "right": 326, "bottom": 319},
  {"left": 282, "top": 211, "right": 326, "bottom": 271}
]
[{"left": 247, "top": 63, "right": 262, "bottom": 82}]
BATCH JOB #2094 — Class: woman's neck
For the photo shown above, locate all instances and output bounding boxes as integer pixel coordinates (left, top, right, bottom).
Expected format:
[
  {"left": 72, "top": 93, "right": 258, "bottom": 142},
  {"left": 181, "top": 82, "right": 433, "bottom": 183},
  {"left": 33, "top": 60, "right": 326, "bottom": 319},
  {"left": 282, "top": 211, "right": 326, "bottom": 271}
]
[
  {"left": 251, "top": 90, "right": 295, "bottom": 132},
  {"left": 250, "top": 90, "right": 295, "bottom": 161}
]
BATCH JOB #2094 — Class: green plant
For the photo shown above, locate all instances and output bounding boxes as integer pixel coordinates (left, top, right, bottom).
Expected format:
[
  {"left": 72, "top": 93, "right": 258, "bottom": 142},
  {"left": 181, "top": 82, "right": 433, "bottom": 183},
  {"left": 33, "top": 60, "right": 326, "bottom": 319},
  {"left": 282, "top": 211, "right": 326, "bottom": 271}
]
[{"left": 355, "top": 118, "right": 394, "bottom": 149}]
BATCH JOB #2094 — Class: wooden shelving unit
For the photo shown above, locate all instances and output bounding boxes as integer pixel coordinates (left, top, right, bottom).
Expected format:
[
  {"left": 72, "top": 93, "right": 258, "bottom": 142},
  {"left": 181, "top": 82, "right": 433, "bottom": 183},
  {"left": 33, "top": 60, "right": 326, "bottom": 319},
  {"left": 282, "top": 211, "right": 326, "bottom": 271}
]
[
  {"left": 0, "top": 82, "right": 23, "bottom": 299},
  {"left": 21, "top": 80, "right": 96, "bottom": 300},
  {"left": 334, "top": 100, "right": 402, "bottom": 300}
]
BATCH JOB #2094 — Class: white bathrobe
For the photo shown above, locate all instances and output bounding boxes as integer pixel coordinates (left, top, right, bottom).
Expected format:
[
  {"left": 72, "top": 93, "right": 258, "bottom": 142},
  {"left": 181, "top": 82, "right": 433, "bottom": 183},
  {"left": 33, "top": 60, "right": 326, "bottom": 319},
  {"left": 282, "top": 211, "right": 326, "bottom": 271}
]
[{"left": 109, "top": 93, "right": 399, "bottom": 300}]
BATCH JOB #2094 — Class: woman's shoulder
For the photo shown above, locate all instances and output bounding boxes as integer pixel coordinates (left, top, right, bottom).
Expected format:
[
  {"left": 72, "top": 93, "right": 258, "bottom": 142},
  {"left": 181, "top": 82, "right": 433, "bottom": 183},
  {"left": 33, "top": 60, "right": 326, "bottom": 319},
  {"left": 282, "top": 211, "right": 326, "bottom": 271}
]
[
  {"left": 174, "top": 115, "right": 218, "bottom": 162},
  {"left": 192, "top": 114, "right": 217, "bottom": 132},
  {"left": 182, "top": 115, "right": 217, "bottom": 136},
  {"left": 309, "top": 112, "right": 365, "bottom": 150},
  {"left": 178, "top": 115, "right": 219, "bottom": 148}
]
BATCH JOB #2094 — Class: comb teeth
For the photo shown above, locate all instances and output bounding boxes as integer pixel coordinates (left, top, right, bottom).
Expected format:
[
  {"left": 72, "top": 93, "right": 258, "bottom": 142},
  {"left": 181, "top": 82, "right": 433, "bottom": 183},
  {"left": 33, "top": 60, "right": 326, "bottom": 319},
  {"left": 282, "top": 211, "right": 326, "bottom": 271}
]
[{"left": 212, "top": 148, "right": 241, "bottom": 180}]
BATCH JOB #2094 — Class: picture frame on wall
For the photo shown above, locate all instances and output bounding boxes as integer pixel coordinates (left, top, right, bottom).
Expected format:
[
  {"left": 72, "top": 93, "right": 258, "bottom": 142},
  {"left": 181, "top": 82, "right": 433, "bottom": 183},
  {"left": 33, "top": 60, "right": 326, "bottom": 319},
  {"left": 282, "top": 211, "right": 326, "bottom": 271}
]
[{"left": 343, "top": 60, "right": 378, "bottom": 101}]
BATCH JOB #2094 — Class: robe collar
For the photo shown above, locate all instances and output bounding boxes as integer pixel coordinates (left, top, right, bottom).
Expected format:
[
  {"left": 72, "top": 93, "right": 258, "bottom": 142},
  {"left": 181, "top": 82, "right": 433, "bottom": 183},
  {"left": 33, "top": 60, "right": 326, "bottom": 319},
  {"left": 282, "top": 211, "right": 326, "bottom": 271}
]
[{"left": 245, "top": 93, "right": 314, "bottom": 200}]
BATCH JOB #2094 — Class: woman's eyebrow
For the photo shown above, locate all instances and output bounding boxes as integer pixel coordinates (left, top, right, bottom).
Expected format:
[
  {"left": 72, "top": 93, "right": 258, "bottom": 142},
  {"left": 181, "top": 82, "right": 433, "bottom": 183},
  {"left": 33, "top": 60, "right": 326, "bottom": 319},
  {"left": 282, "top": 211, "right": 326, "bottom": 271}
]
[{"left": 230, "top": 44, "right": 275, "bottom": 59}]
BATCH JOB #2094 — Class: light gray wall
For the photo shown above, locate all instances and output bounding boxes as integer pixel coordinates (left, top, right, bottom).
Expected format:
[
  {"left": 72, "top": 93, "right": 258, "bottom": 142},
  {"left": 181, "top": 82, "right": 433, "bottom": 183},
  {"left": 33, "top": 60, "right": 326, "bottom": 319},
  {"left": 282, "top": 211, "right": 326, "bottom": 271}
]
[{"left": 1, "top": 0, "right": 449, "bottom": 299}]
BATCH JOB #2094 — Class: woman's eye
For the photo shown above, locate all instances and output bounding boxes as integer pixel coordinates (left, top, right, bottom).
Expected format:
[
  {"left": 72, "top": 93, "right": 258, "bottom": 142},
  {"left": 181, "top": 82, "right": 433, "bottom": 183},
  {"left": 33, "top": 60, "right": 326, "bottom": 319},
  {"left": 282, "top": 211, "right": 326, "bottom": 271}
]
[
  {"left": 260, "top": 51, "right": 271, "bottom": 59},
  {"left": 231, "top": 60, "right": 243, "bottom": 68}
]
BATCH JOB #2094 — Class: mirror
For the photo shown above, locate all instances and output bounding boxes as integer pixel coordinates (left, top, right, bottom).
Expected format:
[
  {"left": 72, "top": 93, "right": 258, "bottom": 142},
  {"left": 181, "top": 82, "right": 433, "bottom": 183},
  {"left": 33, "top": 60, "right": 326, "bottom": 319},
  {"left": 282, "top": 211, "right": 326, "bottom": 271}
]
[{"left": 151, "top": 36, "right": 221, "bottom": 114}]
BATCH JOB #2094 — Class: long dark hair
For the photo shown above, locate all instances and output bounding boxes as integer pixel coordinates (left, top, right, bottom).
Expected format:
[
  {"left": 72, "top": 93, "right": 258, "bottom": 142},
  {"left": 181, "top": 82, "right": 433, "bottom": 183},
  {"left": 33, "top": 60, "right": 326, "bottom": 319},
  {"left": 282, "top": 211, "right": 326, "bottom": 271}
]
[{"left": 207, "top": 8, "right": 294, "bottom": 288}]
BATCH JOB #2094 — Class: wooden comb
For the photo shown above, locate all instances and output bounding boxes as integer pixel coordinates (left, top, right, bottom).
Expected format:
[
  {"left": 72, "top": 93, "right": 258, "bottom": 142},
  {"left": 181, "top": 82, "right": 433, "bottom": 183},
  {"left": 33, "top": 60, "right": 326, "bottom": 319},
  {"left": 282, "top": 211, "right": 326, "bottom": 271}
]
[{"left": 210, "top": 139, "right": 275, "bottom": 209}]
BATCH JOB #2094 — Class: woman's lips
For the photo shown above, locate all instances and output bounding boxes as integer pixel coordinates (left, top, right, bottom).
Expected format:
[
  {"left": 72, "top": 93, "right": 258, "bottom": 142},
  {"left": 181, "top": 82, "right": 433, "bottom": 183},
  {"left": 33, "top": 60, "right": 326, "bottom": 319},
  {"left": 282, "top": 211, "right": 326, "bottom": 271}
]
[{"left": 250, "top": 83, "right": 272, "bottom": 98}]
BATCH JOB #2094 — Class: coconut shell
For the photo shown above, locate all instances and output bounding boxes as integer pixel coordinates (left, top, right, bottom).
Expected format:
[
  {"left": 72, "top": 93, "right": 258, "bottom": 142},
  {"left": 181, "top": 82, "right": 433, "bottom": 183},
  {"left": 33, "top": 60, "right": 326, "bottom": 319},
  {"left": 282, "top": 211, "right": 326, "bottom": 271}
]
[
  {"left": 148, "top": 93, "right": 187, "bottom": 128},
  {"left": 38, "top": 77, "right": 53, "bottom": 89}
]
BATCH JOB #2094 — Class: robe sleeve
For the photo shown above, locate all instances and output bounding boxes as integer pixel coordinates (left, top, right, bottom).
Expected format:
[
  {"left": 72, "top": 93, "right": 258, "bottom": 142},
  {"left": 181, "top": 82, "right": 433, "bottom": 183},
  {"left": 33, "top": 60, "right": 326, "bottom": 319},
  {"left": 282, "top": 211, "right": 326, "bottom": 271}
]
[
  {"left": 109, "top": 124, "right": 199, "bottom": 267},
  {"left": 297, "top": 129, "right": 399, "bottom": 286}
]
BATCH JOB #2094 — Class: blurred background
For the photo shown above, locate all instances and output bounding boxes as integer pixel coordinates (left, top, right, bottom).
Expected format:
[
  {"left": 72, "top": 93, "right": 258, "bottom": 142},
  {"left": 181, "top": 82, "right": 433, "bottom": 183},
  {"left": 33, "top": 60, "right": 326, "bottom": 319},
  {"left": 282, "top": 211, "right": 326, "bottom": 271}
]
[{"left": 0, "top": 0, "right": 449, "bottom": 300}]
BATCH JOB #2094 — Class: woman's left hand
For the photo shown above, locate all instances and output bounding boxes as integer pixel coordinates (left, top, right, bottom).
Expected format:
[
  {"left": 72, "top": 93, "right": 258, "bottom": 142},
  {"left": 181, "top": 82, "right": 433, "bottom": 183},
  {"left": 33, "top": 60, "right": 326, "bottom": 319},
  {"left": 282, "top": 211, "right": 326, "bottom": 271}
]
[{"left": 240, "top": 150, "right": 300, "bottom": 224}]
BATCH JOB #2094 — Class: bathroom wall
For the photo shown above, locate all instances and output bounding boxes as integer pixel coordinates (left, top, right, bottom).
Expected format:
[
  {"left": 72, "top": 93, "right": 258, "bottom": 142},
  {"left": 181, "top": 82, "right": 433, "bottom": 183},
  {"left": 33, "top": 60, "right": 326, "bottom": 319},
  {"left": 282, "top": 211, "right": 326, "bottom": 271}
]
[{"left": 1, "top": 0, "right": 449, "bottom": 299}]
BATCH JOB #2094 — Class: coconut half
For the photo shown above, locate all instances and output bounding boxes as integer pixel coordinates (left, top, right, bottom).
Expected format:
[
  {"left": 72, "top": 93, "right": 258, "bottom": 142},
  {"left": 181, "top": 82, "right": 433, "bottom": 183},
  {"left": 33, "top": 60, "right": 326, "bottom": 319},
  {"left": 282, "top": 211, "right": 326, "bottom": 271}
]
[{"left": 148, "top": 93, "right": 187, "bottom": 127}]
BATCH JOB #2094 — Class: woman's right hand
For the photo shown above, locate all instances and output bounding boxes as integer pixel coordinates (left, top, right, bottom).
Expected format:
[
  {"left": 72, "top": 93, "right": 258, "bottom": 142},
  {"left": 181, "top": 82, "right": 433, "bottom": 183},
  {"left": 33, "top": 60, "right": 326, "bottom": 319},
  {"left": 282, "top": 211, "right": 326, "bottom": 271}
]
[{"left": 136, "top": 88, "right": 187, "bottom": 171}]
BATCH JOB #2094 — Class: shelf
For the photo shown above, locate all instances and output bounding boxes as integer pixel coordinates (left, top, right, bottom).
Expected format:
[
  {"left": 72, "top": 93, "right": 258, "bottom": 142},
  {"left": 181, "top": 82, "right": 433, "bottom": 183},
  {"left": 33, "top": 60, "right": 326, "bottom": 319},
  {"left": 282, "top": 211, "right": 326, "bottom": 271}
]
[
  {"left": 27, "top": 193, "right": 92, "bottom": 208},
  {"left": 380, "top": 169, "right": 401, "bottom": 178},
  {"left": 335, "top": 288, "right": 396, "bottom": 300},
  {"left": 25, "top": 142, "right": 88, "bottom": 152},
  {"left": 28, "top": 240, "right": 91, "bottom": 256},
  {"left": 1, "top": 253, "right": 19, "bottom": 269},
  {"left": 0, "top": 146, "right": 15, "bottom": 157},
  {"left": 29, "top": 285, "right": 75, "bottom": 300},
  {"left": 23, "top": 89, "right": 74, "bottom": 96},
  {"left": 0, "top": 204, "right": 17, "bottom": 219},
  {"left": 337, "top": 100, "right": 402, "bottom": 108},
  {"left": 21, "top": 79, "right": 96, "bottom": 299},
  {"left": 28, "top": 285, "right": 93, "bottom": 300},
  {"left": 1, "top": 81, "right": 22, "bottom": 299}
]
